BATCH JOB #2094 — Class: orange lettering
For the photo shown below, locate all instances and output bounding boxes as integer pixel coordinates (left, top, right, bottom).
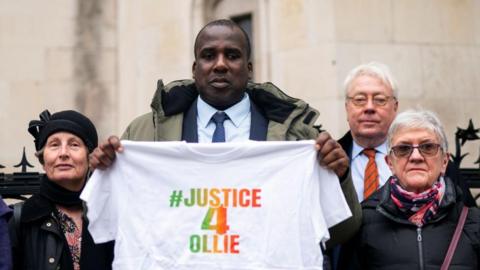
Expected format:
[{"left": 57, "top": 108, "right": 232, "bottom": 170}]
[
  {"left": 252, "top": 189, "right": 261, "bottom": 207},
  {"left": 239, "top": 189, "right": 250, "bottom": 207}
]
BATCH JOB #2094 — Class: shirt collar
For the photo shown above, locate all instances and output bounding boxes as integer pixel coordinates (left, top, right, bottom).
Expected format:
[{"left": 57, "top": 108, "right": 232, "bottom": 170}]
[
  {"left": 352, "top": 139, "right": 388, "bottom": 159},
  {"left": 197, "top": 94, "right": 250, "bottom": 128}
]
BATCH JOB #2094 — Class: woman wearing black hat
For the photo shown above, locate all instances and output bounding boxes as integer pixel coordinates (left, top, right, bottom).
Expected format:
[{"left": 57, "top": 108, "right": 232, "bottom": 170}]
[{"left": 10, "top": 110, "right": 113, "bottom": 270}]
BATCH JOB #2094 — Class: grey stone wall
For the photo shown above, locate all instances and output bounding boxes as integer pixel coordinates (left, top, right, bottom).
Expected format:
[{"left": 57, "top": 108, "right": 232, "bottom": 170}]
[{"left": 0, "top": 0, "right": 479, "bottom": 172}]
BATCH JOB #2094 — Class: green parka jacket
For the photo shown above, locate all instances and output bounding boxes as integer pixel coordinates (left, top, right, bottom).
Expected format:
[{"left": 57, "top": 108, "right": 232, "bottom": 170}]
[{"left": 121, "top": 79, "right": 361, "bottom": 247}]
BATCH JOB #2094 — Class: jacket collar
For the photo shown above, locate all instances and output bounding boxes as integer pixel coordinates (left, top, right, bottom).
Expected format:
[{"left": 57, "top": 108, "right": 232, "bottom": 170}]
[
  {"left": 149, "top": 79, "right": 316, "bottom": 125},
  {"left": 365, "top": 176, "right": 459, "bottom": 225},
  {"left": 338, "top": 131, "right": 353, "bottom": 158},
  {"left": 21, "top": 194, "right": 56, "bottom": 223}
]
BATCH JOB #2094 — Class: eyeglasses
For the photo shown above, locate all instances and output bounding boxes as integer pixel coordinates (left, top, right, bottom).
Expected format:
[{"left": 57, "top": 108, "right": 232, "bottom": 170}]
[
  {"left": 390, "top": 143, "right": 442, "bottom": 158},
  {"left": 346, "top": 94, "right": 396, "bottom": 107}
]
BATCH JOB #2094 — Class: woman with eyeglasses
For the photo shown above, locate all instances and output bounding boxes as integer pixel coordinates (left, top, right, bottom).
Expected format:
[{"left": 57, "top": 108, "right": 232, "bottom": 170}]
[{"left": 342, "top": 109, "right": 479, "bottom": 270}]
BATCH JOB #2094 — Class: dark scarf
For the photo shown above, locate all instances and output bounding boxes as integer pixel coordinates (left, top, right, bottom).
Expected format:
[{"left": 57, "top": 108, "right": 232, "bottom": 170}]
[
  {"left": 39, "top": 175, "right": 83, "bottom": 207},
  {"left": 389, "top": 175, "right": 445, "bottom": 226}
]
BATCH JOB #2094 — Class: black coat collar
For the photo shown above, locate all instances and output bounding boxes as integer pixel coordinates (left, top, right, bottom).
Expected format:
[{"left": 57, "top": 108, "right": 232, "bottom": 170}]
[
  {"left": 21, "top": 194, "right": 55, "bottom": 223},
  {"left": 363, "top": 176, "right": 459, "bottom": 225},
  {"left": 338, "top": 131, "right": 353, "bottom": 158}
]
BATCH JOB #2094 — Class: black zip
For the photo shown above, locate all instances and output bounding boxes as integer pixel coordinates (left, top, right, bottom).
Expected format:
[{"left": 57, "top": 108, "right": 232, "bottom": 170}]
[{"left": 417, "top": 227, "right": 424, "bottom": 270}]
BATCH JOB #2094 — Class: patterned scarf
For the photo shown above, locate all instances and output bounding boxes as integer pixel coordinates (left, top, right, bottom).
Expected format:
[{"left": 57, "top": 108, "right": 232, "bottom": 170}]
[{"left": 389, "top": 175, "right": 445, "bottom": 226}]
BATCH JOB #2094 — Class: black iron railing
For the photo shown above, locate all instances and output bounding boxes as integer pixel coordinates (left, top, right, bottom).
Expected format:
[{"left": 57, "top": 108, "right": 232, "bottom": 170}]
[
  {"left": 0, "top": 148, "right": 42, "bottom": 200},
  {"left": 451, "top": 120, "right": 480, "bottom": 195},
  {"left": 1, "top": 121, "right": 480, "bottom": 201}
]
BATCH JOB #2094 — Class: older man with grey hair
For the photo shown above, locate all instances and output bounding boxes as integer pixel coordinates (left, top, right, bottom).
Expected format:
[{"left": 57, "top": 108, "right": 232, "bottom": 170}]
[
  {"left": 338, "top": 62, "right": 475, "bottom": 205},
  {"left": 338, "top": 62, "right": 399, "bottom": 202}
]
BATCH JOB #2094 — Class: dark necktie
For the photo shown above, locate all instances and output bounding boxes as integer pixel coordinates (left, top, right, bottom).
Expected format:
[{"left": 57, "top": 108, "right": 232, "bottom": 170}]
[
  {"left": 363, "top": 148, "right": 379, "bottom": 199},
  {"left": 211, "top": 111, "right": 229, "bottom": 143}
]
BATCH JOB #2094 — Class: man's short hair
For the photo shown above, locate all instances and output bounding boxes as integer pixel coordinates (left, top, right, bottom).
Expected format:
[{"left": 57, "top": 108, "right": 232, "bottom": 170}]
[
  {"left": 343, "top": 62, "right": 398, "bottom": 98},
  {"left": 193, "top": 19, "right": 252, "bottom": 60}
]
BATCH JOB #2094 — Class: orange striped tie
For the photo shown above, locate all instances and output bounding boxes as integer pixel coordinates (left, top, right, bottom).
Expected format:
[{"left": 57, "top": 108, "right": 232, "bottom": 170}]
[{"left": 363, "top": 148, "right": 379, "bottom": 199}]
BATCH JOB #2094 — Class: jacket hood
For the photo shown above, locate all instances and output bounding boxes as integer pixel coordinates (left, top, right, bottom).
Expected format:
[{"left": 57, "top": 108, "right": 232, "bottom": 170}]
[{"left": 149, "top": 79, "right": 318, "bottom": 125}]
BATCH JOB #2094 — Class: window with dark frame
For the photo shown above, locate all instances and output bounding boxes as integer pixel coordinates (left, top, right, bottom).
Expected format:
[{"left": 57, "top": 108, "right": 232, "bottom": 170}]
[{"left": 231, "top": 14, "right": 254, "bottom": 66}]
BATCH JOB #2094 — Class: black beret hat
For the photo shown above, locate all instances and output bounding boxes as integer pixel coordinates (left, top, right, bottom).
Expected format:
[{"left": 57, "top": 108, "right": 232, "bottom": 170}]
[{"left": 28, "top": 110, "right": 98, "bottom": 152}]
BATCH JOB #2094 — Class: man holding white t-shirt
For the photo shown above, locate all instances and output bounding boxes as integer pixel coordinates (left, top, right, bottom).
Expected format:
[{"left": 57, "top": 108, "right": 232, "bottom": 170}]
[
  {"left": 83, "top": 140, "right": 353, "bottom": 269},
  {"left": 89, "top": 19, "right": 361, "bottom": 256}
]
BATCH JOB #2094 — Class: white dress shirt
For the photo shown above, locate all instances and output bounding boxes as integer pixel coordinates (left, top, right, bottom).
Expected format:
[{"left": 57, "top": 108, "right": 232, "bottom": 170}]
[
  {"left": 351, "top": 140, "right": 392, "bottom": 202},
  {"left": 197, "top": 94, "right": 251, "bottom": 143}
]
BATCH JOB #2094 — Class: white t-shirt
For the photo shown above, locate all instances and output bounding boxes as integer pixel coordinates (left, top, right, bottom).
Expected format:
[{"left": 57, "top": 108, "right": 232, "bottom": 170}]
[{"left": 81, "top": 140, "right": 351, "bottom": 270}]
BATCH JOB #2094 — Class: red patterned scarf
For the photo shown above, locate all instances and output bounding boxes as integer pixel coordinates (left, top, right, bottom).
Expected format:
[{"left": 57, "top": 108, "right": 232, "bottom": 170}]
[{"left": 390, "top": 175, "right": 445, "bottom": 226}]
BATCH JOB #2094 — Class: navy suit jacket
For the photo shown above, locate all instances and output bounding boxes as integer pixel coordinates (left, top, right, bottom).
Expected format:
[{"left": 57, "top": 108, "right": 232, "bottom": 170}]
[{"left": 181, "top": 99, "right": 269, "bottom": 143}]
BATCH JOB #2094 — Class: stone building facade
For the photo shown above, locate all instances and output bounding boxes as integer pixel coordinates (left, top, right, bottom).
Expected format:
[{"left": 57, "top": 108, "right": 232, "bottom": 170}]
[{"left": 1, "top": 0, "right": 479, "bottom": 172}]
